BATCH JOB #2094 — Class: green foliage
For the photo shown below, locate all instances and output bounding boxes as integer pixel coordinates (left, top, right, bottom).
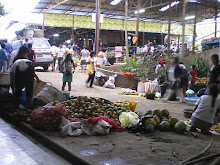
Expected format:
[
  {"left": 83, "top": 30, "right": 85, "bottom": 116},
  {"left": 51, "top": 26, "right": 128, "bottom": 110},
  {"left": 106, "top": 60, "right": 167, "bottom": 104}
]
[
  {"left": 120, "top": 64, "right": 156, "bottom": 79},
  {"left": 120, "top": 57, "right": 157, "bottom": 78},
  {"left": 0, "top": 3, "right": 5, "bottom": 16},
  {"left": 192, "top": 57, "right": 209, "bottom": 78},
  {"left": 130, "top": 59, "right": 137, "bottom": 68}
]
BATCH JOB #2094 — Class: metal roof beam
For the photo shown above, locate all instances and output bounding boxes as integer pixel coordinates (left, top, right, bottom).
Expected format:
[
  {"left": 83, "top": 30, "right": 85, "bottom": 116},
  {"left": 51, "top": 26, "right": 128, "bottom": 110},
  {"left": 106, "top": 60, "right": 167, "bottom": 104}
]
[{"left": 41, "top": 0, "right": 70, "bottom": 13}]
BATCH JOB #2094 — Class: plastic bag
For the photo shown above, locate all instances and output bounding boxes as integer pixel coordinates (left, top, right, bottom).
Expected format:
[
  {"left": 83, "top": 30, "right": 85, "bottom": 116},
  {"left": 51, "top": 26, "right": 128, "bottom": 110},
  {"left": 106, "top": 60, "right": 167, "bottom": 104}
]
[
  {"left": 61, "top": 121, "right": 83, "bottom": 136},
  {"left": 119, "top": 112, "right": 139, "bottom": 128},
  {"left": 31, "top": 104, "right": 66, "bottom": 131},
  {"left": 103, "top": 74, "right": 117, "bottom": 89},
  {"left": 86, "top": 116, "right": 123, "bottom": 132},
  {"left": 93, "top": 120, "right": 111, "bottom": 135},
  {"left": 87, "top": 63, "right": 94, "bottom": 75},
  {"left": 137, "top": 82, "right": 145, "bottom": 93},
  {"left": 60, "top": 118, "right": 113, "bottom": 136}
]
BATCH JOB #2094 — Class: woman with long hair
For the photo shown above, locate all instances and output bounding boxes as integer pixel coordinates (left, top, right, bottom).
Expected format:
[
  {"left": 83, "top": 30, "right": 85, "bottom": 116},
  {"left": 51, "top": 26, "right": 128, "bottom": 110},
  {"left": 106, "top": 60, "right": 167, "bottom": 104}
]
[
  {"left": 208, "top": 54, "right": 220, "bottom": 86},
  {"left": 61, "top": 54, "right": 75, "bottom": 91},
  {"left": 13, "top": 46, "right": 30, "bottom": 62}
]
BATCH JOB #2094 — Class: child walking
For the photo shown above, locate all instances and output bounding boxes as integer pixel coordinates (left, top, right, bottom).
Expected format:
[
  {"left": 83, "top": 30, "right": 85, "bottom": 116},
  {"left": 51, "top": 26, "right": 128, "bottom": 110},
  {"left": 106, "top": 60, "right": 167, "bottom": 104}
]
[
  {"left": 190, "top": 83, "right": 220, "bottom": 135},
  {"left": 61, "top": 54, "right": 75, "bottom": 91}
]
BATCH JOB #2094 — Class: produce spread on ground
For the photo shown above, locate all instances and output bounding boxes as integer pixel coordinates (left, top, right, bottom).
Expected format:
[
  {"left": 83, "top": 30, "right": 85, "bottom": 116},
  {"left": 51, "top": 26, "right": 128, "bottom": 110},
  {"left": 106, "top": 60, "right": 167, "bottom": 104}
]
[{"left": 7, "top": 95, "right": 219, "bottom": 135}]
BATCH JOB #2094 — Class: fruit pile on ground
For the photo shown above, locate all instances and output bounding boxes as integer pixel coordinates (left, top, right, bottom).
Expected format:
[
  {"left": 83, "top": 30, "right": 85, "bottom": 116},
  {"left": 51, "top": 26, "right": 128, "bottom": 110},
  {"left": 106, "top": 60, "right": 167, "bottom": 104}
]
[
  {"left": 9, "top": 109, "right": 32, "bottom": 123},
  {"left": 144, "top": 109, "right": 187, "bottom": 134},
  {"left": 63, "top": 96, "right": 129, "bottom": 125}
]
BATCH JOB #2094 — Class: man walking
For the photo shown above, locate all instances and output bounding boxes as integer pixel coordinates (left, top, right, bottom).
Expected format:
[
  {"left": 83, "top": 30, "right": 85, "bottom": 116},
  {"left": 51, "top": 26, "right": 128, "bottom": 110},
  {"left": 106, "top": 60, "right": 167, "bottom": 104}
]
[
  {"left": 0, "top": 44, "right": 8, "bottom": 72},
  {"left": 3, "top": 39, "right": 13, "bottom": 69},
  {"left": 57, "top": 44, "right": 65, "bottom": 72},
  {"left": 27, "top": 43, "right": 36, "bottom": 63}
]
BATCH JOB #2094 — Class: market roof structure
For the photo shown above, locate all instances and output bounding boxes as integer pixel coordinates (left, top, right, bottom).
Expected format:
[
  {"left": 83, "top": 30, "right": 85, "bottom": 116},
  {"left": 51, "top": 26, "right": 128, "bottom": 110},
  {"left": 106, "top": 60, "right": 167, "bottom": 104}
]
[{"left": 33, "top": 0, "right": 220, "bottom": 24}]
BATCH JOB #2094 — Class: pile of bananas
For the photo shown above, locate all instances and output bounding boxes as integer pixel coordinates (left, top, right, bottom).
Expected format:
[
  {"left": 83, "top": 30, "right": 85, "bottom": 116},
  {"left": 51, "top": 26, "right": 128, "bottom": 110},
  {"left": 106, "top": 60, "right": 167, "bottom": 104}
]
[
  {"left": 195, "top": 77, "right": 208, "bottom": 84},
  {"left": 211, "top": 123, "right": 220, "bottom": 133}
]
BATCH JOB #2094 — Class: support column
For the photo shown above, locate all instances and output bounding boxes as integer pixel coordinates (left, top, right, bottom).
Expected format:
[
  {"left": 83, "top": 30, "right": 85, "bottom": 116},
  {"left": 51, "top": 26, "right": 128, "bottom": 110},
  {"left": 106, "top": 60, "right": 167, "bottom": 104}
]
[
  {"left": 215, "top": 7, "right": 218, "bottom": 37},
  {"left": 42, "top": 13, "right": 45, "bottom": 36},
  {"left": 181, "top": 0, "right": 187, "bottom": 57},
  {"left": 161, "top": 33, "right": 164, "bottom": 45},
  {"left": 95, "top": 0, "right": 101, "bottom": 54},
  {"left": 192, "top": 2, "right": 197, "bottom": 54},
  {"left": 178, "top": 34, "right": 180, "bottom": 52},
  {"left": 71, "top": 28, "right": 74, "bottom": 42},
  {"left": 167, "top": 0, "right": 172, "bottom": 57},
  {"left": 143, "top": 32, "right": 145, "bottom": 46},
  {"left": 125, "top": 0, "right": 130, "bottom": 65},
  {"left": 135, "top": 0, "right": 141, "bottom": 39}
]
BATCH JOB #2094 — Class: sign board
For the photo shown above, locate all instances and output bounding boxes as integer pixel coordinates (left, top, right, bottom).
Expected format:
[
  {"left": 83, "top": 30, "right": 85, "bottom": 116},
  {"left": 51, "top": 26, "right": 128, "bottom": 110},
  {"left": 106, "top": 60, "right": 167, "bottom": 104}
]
[{"left": 92, "top": 13, "right": 104, "bottom": 23}]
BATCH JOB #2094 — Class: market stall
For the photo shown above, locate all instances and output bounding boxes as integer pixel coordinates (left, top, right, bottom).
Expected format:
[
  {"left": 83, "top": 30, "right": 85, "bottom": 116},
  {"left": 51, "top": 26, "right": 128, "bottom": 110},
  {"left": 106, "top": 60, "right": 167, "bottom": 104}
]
[{"left": 201, "top": 37, "right": 220, "bottom": 50}]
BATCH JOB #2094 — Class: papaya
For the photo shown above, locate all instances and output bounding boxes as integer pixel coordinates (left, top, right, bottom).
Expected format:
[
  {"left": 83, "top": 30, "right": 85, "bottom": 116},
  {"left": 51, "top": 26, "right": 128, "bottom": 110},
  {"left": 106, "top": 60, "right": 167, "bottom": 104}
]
[
  {"left": 161, "top": 109, "right": 170, "bottom": 117},
  {"left": 161, "top": 116, "right": 168, "bottom": 122},
  {"left": 153, "top": 109, "right": 162, "bottom": 118},
  {"left": 158, "top": 121, "right": 170, "bottom": 131},
  {"left": 174, "top": 121, "right": 187, "bottom": 134},
  {"left": 169, "top": 117, "right": 179, "bottom": 128},
  {"left": 144, "top": 118, "right": 156, "bottom": 132},
  {"left": 145, "top": 110, "right": 152, "bottom": 116},
  {"left": 154, "top": 115, "right": 160, "bottom": 126}
]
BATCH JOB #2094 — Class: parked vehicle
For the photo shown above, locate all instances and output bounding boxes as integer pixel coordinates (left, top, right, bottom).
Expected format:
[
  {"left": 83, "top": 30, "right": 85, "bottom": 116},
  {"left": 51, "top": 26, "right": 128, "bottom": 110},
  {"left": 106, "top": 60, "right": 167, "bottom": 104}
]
[{"left": 11, "top": 38, "right": 54, "bottom": 71}]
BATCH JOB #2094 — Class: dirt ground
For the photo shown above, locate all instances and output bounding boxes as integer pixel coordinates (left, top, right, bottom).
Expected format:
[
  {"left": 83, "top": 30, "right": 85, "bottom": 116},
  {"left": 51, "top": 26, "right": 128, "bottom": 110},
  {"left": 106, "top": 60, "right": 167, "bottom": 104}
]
[{"left": 35, "top": 69, "right": 220, "bottom": 165}]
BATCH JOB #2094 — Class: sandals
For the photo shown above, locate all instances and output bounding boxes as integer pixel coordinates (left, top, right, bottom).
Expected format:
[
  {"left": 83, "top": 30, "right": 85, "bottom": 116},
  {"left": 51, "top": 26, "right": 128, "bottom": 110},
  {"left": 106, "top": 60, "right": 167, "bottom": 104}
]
[{"left": 189, "top": 126, "right": 197, "bottom": 132}]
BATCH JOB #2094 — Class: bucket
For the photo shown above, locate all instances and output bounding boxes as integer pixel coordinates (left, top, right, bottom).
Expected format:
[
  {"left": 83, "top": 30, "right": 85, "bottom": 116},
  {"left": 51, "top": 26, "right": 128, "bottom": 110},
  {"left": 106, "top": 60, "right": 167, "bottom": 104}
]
[
  {"left": 128, "top": 101, "right": 138, "bottom": 111},
  {"left": 183, "top": 109, "right": 193, "bottom": 118}
]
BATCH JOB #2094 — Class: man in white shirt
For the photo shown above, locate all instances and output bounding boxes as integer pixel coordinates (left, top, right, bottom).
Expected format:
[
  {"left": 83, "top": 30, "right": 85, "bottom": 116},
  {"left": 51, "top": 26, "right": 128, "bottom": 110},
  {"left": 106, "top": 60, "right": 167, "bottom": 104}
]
[
  {"left": 51, "top": 45, "right": 57, "bottom": 71},
  {"left": 80, "top": 46, "right": 90, "bottom": 73},
  {"left": 56, "top": 44, "right": 65, "bottom": 72}
]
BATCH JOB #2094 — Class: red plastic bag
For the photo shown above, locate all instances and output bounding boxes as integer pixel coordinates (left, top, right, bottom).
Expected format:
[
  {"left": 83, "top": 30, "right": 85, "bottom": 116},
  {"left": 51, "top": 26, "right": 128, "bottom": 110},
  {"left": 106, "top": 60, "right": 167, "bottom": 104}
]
[
  {"left": 31, "top": 104, "right": 66, "bottom": 131},
  {"left": 82, "top": 116, "right": 124, "bottom": 132}
]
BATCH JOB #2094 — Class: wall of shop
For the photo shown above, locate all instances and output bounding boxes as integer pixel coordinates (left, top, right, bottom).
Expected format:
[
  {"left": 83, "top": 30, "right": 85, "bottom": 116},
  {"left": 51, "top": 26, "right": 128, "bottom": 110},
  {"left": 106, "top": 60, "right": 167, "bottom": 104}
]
[{"left": 182, "top": 47, "right": 219, "bottom": 66}]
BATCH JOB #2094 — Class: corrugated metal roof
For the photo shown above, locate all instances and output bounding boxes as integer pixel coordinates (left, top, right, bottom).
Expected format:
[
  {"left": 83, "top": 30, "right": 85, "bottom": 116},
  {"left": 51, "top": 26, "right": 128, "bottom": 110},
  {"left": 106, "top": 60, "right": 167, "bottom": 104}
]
[{"left": 33, "top": 0, "right": 220, "bottom": 23}]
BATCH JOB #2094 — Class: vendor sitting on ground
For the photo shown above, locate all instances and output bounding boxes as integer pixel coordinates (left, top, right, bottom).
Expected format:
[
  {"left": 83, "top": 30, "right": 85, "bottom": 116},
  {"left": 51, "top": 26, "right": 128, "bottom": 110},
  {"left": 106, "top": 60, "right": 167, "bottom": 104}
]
[{"left": 190, "top": 83, "right": 220, "bottom": 135}]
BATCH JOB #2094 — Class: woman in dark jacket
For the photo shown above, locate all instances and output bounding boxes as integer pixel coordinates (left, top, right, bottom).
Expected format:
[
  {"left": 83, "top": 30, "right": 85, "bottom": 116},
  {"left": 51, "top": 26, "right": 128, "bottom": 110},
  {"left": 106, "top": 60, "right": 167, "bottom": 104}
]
[{"left": 208, "top": 54, "right": 220, "bottom": 86}]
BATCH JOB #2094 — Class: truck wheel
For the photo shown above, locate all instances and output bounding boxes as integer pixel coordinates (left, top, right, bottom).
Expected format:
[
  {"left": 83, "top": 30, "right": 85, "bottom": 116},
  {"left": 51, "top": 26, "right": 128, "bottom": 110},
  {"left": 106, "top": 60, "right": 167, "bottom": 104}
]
[{"left": 43, "top": 65, "right": 49, "bottom": 71}]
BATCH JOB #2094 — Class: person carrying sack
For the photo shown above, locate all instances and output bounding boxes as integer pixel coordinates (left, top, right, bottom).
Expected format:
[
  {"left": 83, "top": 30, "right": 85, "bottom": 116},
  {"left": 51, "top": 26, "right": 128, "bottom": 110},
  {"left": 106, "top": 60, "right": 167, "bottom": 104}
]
[{"left": 86, "top": 51, "right": 97, "bottom": 88}]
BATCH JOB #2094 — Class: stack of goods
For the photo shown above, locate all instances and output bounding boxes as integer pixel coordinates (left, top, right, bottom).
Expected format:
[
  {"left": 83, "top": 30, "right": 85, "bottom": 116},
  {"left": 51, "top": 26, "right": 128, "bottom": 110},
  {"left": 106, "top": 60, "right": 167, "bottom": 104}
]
[
  {"left": 202, "top": 37, "right": 220, "bottom": 44},
  {"left": 31, "top": 103, "right": 66, "bottom": 131},
  {"left": 195, "top": 77, "right": 208, "bottom": 85},
  {"left": 211, "top": 123, "right": 220, "bottom": 133},
  {"left": 63, "top": 96, "right": 129, "bottom": 125},
  {"left": 9, "top": 109, "right": 32, "bottom": 123},
  {"left": 127, "top": 109, "right": 187, "bottom": 135}
]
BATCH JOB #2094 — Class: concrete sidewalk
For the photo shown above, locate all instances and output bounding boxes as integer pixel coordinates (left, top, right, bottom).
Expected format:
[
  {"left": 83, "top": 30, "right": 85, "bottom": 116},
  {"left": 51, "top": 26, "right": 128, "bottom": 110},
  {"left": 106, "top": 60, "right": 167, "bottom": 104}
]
[{"left": 0, "top": 118, "right": 71, "bottom": 165}]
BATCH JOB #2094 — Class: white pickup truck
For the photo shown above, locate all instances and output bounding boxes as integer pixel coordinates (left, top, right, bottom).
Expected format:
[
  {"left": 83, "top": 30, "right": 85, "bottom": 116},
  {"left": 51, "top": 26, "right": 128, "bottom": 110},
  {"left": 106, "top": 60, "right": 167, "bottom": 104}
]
[{"left": 11, "top": 38, "right": 54, "bottom": 71}]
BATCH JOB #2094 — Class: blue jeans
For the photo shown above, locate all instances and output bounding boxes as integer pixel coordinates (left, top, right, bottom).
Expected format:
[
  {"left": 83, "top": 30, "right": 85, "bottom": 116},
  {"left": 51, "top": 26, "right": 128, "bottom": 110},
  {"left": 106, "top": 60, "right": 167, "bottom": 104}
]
[{"left": 0, "top": 59, "right": 7, "bottom": 72}]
